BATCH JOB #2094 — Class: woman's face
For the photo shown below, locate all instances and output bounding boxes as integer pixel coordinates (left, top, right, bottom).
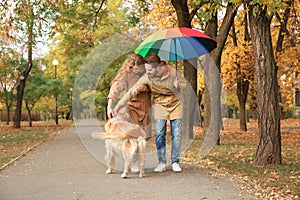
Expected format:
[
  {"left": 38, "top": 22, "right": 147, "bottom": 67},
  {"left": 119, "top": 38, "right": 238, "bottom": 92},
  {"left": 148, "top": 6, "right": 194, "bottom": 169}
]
[{"left": 132, "top": 64, "right": 145, "bottom": 75}]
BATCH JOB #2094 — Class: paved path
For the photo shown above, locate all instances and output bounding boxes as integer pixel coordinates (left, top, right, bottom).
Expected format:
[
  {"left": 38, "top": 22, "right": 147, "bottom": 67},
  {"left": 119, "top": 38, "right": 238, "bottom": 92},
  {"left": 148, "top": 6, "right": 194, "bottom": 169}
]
[{"left": 0, "top": 120, "right": 258, "bottom": 200}]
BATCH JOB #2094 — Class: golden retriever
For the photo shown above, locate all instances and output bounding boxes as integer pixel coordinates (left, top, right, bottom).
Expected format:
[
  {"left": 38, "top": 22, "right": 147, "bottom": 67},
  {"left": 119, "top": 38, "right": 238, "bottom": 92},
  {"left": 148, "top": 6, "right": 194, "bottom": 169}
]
[{"left": 92, "top": 112, "right": 146, "bottom": 178}]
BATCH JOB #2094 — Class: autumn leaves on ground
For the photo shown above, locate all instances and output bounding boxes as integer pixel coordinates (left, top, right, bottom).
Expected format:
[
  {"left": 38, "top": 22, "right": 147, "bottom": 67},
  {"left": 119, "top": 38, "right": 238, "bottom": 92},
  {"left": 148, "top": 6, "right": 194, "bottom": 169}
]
[
  {"left": 1, "top": 119, "right": 299, "bottom": 199},
  {"left": 182, "top": 118, "right": 300, "bottom": 200}
]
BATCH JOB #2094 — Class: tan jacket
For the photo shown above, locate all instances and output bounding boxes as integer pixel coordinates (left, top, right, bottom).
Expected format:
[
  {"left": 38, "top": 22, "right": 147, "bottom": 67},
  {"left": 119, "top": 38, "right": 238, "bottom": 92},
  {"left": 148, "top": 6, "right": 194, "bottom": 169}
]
[{"left": 117, "top": 67, "right": 186, "bottom": 120}]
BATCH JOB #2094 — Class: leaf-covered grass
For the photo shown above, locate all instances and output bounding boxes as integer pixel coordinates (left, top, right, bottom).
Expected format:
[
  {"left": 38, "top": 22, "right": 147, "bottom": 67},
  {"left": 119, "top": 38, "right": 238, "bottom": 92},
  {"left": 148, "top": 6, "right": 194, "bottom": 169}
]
[
  {"left": 0, "top": 129, "right": 49, "bottom": 143},
  {"left": 182, "top": 118, "right": 300, "bottom": 199},
  {"left": 0, "top": 121, "right": 73, "bottom": 169}
]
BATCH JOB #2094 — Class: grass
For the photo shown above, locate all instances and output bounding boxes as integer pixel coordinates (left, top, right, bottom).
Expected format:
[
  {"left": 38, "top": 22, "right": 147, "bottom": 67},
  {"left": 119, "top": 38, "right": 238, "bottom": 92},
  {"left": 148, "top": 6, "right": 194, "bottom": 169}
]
[
  {"left": 0, "top": 121, "right": 73, "bottom": 169},
  {"left": 182, "top": 118, "right": 300, "bottom": 200}
]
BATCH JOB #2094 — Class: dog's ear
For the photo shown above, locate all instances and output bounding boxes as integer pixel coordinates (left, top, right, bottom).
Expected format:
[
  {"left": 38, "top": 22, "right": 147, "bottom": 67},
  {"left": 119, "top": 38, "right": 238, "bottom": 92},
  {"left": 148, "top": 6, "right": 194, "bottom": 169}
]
[{"left": 105, "top": 121, "right": 112, "bottom": 132}]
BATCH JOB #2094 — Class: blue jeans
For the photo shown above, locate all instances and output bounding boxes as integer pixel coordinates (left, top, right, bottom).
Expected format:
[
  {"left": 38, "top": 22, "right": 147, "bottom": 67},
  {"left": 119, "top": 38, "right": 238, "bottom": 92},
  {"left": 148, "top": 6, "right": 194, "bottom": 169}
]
[{"left": 155, "top": 119, "right": 182, "bottom": 164}]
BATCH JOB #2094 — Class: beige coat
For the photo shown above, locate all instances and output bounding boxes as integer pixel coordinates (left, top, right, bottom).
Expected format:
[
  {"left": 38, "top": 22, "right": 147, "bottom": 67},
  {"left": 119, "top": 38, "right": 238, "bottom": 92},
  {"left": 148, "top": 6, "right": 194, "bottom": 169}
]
[{"left": 117, "top": 67, "right": 186, "bottom": 120}]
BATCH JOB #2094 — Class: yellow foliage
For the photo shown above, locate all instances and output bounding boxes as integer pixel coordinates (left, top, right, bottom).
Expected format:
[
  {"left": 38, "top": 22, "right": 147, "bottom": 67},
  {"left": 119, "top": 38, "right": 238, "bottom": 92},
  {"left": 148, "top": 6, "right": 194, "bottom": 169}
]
[
  {"left": 274, "top": 1, "right": 300, "bottom": 111},
  {"left": 276, "top": 46, "right": 300, "bottom": 112},
  {"left": 221, "top": 2, "right": 300, "bottom": 112},
  {"left": 221, "top": 40, "right": 255, "bottom": 92},
  {"left": 197, "top": 69, "right": 204, "bottom": 92},
  {"left": 140, "top": 0, "right": 177, "bottom": 28}
]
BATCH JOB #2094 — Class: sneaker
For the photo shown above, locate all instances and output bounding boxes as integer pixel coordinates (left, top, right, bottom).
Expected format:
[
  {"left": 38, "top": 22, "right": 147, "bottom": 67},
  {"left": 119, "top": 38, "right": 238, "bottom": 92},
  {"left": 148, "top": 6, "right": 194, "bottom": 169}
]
[
  {"left": 130, "top": 164, "right": 140, "bottom": 173},
  {"left": 172, "top": 162, "right": 182, "bottom": 173},
  {"left": 154, "top": 163, "right": 167, "bottom": 173}
]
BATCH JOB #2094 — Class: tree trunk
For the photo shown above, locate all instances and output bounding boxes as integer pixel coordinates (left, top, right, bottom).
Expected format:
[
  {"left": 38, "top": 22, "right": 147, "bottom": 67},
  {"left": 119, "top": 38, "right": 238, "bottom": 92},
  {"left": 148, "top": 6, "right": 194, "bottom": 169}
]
[
  {"left": 275, "top": 0, "right": 295, "bottom": 52},
  {"left": 204, "top": 14, "right": 218, "bottom": 135},
  {"left": 5, "top": 105, "right": 11, "bottom": 125},
  {"left": 237, "top": 78, "right": 249, "bottom": 131},
  {"left": 13, "top": 6, "right": 34, "bottom": 128},
  {"left": 238, "top": 93, "right": 247, "bottom": 131},
  {"left": 171, "top": 0, "right": 198, "bottom": 139},
  {"left": 25, "top": 100, "right": 32, "bottom": 127},
  {"left": 248, "top": 5, "right": 282, "bottom": 166},
  {"left": 198, "top": 90, "right": 204, "bottom": 127},
  {"left": 203, "top": 4, "right": 237, "bottom": 145},
  {"left": 232, "top": 13, "right": 250, "bottom": 131},
  {"left": 183, "top": 59, "right": 199, "bottom": 139},
  {"left": 171, "top": 0, "right": 192, "bottom": 29},
  {"left": 249, "top": 86, "right": 257, "bottom": 119},
  {"left": 275, "top": 0, "right": 294, "bottom": 120},
  {"left": 233, "top": 107, "right": 238, "bottom": 119},
  {"left": 14, "top": 79, "right": 26, "bottom": 128},
  {"left": 5, "top": 96, "right": 12, "bottom": 125}
]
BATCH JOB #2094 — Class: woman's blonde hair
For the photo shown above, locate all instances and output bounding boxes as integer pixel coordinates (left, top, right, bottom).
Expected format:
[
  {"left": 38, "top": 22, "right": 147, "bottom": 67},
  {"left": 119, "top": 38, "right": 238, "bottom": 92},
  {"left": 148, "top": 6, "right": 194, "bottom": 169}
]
[{"left": 112, "top": 54, "right": 145, "bottom": 84}]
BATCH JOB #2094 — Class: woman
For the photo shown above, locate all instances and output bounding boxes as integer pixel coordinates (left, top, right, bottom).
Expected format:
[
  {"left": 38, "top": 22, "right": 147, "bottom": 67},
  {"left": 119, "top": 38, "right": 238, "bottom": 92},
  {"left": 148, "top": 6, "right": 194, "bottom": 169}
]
[{"left": 107, "top": 54, "right": 152, "bottom": 139}]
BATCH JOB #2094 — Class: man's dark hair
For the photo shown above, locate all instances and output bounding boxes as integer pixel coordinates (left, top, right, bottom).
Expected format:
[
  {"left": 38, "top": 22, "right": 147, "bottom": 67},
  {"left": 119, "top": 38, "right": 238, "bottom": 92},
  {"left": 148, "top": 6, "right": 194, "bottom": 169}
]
[{"left": 144, "top": 53, "right": 161, "bottom": 65}]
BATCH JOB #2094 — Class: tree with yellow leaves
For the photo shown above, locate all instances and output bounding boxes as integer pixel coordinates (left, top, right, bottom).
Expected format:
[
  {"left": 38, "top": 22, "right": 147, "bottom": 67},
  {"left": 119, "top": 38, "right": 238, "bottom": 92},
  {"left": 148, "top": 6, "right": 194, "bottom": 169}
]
[
  {"left": 222, "top": 0, "right": 299, "bottom": 166},
  {"left": 222, "top": 8, "right": 256, "bottom": 131},
  {"left": 273, "top": 0, "right": 300, "bottom": 117}
]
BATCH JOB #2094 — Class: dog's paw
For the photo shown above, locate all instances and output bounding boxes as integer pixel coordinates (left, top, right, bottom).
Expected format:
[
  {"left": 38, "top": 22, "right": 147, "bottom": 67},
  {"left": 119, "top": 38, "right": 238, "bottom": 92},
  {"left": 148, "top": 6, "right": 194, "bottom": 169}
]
[
  {"left": 105, "top": 168, "right": 113, "bottom": 174},
  {"left": 139, "top": 172, "right": 146, "bottom": 178},
  {"left": 121, "top": 172, "right": 128, "bottom": 178}
]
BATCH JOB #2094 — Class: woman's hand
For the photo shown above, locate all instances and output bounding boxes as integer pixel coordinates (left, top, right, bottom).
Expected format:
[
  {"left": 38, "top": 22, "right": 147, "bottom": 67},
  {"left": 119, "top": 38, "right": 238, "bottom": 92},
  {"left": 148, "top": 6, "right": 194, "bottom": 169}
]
[
  {"left": 107, "top": 106, "right": 114, "bottom": 119},
  {"left": 107, "top": 98, "right": 115, "bottom": 119}
]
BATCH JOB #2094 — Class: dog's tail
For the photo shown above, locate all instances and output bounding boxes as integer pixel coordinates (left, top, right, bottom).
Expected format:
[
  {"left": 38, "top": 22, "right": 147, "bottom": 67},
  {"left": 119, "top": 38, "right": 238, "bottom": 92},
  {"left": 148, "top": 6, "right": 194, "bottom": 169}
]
[
  {"left": 91, "top": 132, "right": 107, "bottom": 140},
  {"left": 92, "top": 132, "right": 131, "bottom": 140}
]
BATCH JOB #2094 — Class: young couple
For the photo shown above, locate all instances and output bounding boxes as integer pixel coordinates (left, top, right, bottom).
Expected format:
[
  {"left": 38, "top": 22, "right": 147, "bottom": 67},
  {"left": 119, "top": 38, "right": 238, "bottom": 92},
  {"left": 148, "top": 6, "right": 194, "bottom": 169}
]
[{"left": 107, "top": 53, "right": 186, "bottom": 173}]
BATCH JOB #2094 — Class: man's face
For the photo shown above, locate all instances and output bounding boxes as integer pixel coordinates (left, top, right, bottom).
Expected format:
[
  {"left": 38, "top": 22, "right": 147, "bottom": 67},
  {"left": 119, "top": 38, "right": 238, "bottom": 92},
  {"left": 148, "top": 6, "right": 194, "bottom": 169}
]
[
  {"left": 145, "top": 63, "right": 164, "bottom": 78},
  {"left": 145, "top": 63, "right": 156, "bottom": 78}
]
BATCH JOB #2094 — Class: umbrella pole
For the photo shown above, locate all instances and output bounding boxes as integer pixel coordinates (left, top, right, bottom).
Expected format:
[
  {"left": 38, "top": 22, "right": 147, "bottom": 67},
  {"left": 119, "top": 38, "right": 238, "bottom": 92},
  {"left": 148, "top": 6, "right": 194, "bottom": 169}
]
[{"left": 174, "top": 38, "right": 178, "bottom": 79}]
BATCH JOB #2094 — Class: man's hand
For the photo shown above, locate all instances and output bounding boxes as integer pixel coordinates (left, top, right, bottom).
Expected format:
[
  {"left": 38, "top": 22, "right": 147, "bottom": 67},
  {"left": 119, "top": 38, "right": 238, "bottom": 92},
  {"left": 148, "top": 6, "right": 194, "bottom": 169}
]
[
  {"left": 113, "top": 104, "right": 121, "bottom": 116},
  {"left": 137, "top": 85, "right": 149, "bottom": 92}
]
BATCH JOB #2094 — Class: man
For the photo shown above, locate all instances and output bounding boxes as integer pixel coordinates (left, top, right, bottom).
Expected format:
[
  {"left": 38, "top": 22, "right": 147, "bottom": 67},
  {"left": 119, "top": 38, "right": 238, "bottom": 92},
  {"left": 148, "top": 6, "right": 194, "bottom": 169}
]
[{"left": 114, "top": 53, "right": 186, "bottom": 173}]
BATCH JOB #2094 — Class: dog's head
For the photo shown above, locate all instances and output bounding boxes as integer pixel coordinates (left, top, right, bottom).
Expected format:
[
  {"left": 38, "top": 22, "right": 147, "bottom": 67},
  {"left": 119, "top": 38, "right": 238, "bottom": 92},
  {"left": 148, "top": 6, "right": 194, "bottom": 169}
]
[
  {"left": 114, "top": 106, "right": 131, "bottom": 122},
  {"left": 104, "top": 118, "right": 120, "bottom": 132},
  {"left": 105, "top": 116, "right": 146, "bottom": 139}
]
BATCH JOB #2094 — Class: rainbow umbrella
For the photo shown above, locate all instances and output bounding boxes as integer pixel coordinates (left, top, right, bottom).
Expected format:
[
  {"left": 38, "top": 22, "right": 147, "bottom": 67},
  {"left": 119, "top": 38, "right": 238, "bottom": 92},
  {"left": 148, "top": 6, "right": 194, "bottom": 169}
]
[{"left": 135, "top": 27, "right": 217, "bottom": 62}]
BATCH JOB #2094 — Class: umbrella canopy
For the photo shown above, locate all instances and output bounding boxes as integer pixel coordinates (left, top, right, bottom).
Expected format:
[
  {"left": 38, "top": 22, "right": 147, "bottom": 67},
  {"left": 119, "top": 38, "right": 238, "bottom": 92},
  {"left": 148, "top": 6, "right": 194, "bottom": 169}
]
[{"left": 135, "top": 27, "right": 217, "bottom": 61}]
